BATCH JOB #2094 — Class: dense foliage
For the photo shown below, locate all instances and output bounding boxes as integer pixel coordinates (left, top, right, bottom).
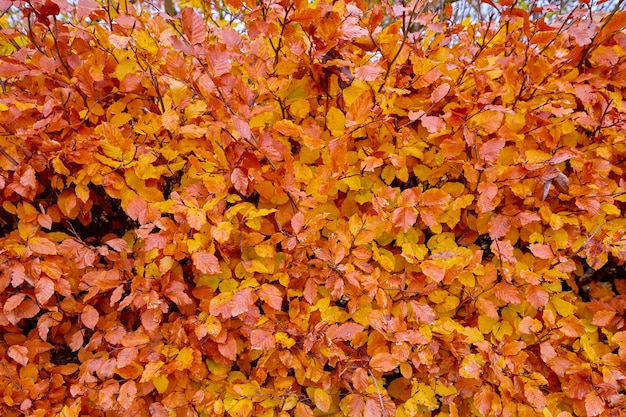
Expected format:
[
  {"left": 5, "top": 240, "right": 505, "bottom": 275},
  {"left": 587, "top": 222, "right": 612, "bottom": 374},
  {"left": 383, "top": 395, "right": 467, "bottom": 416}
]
[{"left": 1, "top": 0, "right": 626, "bottom": 416}]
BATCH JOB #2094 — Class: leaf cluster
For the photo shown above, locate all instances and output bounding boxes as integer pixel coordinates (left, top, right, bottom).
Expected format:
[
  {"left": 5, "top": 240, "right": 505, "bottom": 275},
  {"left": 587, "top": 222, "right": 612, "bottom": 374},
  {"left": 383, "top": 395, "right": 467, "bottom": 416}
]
[{"left": 0, "top": 0, "right": 626, "bottom": 416}]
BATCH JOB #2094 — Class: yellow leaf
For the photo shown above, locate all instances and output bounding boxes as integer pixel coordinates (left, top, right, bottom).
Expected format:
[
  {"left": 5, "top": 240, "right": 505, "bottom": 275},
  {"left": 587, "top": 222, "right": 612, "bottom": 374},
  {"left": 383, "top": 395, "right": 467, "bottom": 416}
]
[
  {"left": 312, "top": 388, "right": 331, "bottom": 412},
  {"left": 233, "top": 382, "right": 261, "bottom": 397},
  {"left": 342, "top": 81, "right": 368, "bottom": 107},
  {"left": 326, "top": 107, "right": 346, "bottom": 136},
  {"left": 289, "top": 99, "right": 310, "bottom": 118},
  {"left": 274, "top": 332, "right": 296, "bottom": 348},
  {"left": 135, "top": 30, "right": 158, "bottom": 54},
  {"left": 152, "top": 374, "right": 169, "bottom": 393},
  {"left": 114, "top": 58, "right": 138, "bottom": 80},
  {"left": 459, "top": 354, "right": 484, "bottom": 379},
  {"left": 110, "top": 112, "right": 133, "bottom": 127},
  {"left": 176, "top": 347, "right": 194, "bottom": 370},
  {"left": 551, "top": 296, "right": 576, "bottom": 317},
  {"left": 226, "top": 397, "right": 253, "bottom": 417},
  {"left": 435, "top": 380, "right": 457, "bottom": 396},
  {"left": 413, "top": 383, "right": 438, "bottom": 409}
]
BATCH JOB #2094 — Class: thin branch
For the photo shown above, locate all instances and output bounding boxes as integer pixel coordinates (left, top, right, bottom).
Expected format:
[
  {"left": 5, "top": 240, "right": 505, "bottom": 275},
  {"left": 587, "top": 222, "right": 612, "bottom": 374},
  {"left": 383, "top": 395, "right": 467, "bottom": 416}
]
[{"left": 368, "top": 368, "right": 388, "bottom": 417}]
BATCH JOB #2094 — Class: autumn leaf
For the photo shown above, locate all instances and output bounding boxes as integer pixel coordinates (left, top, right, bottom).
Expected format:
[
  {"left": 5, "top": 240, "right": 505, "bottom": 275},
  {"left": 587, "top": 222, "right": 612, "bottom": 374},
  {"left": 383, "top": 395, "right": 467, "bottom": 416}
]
[
  {"left": 370, "top": 352, "right": 400, "bottom": 372},
  {"left": 192, "top": 251, "right": 221, "bottom": 274}
]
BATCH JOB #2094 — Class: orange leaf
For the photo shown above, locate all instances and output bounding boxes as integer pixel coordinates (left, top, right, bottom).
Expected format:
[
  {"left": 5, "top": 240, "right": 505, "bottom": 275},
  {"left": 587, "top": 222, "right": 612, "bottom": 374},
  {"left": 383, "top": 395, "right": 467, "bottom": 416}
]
[
  {"left": 231, "top": 288, "right": 255, "bottom": 316},
  {"left": 370, "top": 352, "right": 399, "bottom": 372},
  {"left": 493, "top": 282, "right": 522, "bottom": 304},
  {"left": 182, "top": 8, "right": 207, "bottom": 45},
  {"left": 327, "top": 322, "right": 365, "bottom": 341},
  {"left": 526, "top": 285, "right": 550, "bottom": 308},
  {"left": 35, "top": 277, "right": 55, "bottom": 305},
  {"left": 192, "top": 251, "right": 221, "bottom": 274},
  {"left": 392, "top": 206, "right": 418, "bottom": 233},
  {"left": 355, "top": 63, "right": 383, "bottom": 81},
  {"left": 231, "top": 168, "right": 249, "bottom": 195},
  {"left": 69, "top": 330, "right": 84, "bottom": 351},
  {"left": 250, "top": 328, "right": 276, "bottom": 350},
  {"left": 257, "top": 284, "right": 283, "bottom": 310},
  {"left": 421, "top": 260, "right": 446, "bottom": 282},
  {"left": 364, "top": 398, "right": 382, "bottom": 417},
  {"left": 81, "top": 305, "right": 100, "bottom": 330},
  {"left": 116, "top": 347, "right": 138, "bottom": 369},
  {"left": 524, "top": 385, "right": 546, "bottom": 409},
  {"left": 291, "top": 212, "right": 305, "bottom": 234},
  {"left": 529, "top": 244, "right": 554, "bottom": 260},
  {"left": 118, "top": 381, "right": 137, "bottom": 409},
  {"left": 28, "top": 236, "right": 57, "bottom": 255},
  {"left": 8, "top": 345, "right": 28, "bottom": 366},
  {"left": 585, "top": 392, "right": 605, "bottom": 417},
  {"left": 592, "top": 310, "right": 616, "bottom": 327},
  {"left": 4, "top": 293, "right": 26, "bottom": 312},
  {"left": 477, "top": 182, "right": 498, "bottom": 213},
  {"left": 126, "top": 195, "right": 148, "bottom": 224},
  {"left": 217, "top": 335, "right": 237, "bottom": 360},
  {"left": 479, "top": 139, "right": 505, "bottom": 163},
  {"left": 474, "top": 385, "right": 494, "bottom": 416},
  {"left": 421, "top": 115, "right": 446, "bottom": 133},
  {"left": 430, "top": 83, "right": 450, "bottom": 103},
  {"left": 488, "top": 214, "right": 510, "bottom": 240},
  {"left": 410, "top": 301, "right": 436, "bottom": 323}
]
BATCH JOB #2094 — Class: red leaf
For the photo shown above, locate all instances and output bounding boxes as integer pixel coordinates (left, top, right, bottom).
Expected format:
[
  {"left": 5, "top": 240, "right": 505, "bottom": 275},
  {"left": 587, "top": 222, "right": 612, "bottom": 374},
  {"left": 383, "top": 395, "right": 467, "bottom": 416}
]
[
  {"left": 37, "top": 0, "right": 60, "bottom": 17},
  {"left": 192, "top": 251, "right": 221, "bottom": 274}
]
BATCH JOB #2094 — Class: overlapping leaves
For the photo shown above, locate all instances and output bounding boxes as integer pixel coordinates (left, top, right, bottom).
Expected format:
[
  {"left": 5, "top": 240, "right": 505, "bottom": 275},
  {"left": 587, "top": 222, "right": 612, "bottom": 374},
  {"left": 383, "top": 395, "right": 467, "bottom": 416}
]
[{"left": 0, "top": 0, "right": 625, "bottom": 416}]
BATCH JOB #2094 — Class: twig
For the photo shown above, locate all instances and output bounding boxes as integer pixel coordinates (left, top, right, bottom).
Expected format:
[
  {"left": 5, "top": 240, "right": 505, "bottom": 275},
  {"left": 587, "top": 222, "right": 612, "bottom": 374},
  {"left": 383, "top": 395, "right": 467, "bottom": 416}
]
[{"left": 367, "top": 368, "right": 388, "bottom": 417}]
